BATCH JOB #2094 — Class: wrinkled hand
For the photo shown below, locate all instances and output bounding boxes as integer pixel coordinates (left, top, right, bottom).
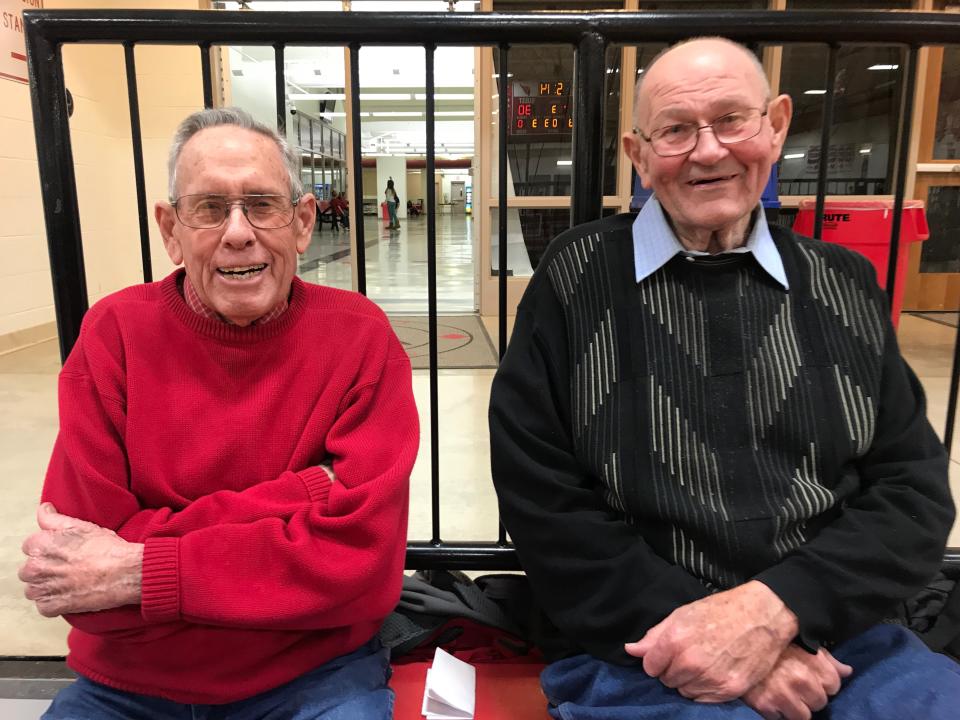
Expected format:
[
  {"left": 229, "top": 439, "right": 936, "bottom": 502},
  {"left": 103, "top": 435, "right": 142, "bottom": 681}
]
[
  {"left": 743, "top": 645, "right": 853, "bottom": 720},
  {"left": 19, "top": 503, "right": 143, "bottom": 617},
  {"left": 624, "top": 581, "right": 798, "bottom": 702}
]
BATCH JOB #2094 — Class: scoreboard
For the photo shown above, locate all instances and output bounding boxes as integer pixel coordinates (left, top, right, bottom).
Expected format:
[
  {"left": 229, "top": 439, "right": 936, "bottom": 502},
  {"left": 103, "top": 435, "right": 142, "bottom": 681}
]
[{"left": 510, "top": 80, "right": 573, "bottom": 138}]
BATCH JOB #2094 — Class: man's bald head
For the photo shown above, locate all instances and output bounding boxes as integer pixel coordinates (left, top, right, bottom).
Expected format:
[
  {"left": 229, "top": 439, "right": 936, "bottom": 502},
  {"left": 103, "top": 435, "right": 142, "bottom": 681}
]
[
  {"left": 620, "top": 35, "right": 792, "bottom": 248},
  {"left": 633, "top": 37, "right": 770, "bottom": 127}
]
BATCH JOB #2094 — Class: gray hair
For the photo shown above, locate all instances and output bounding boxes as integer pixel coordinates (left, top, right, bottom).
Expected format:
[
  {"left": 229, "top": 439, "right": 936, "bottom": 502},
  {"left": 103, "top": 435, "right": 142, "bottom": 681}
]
[
  {"left": 634, "top": 37, "right": 771, "bottom": 125},
  {"left": 167, "top": 107, "right": 302, "bottom": 200}
]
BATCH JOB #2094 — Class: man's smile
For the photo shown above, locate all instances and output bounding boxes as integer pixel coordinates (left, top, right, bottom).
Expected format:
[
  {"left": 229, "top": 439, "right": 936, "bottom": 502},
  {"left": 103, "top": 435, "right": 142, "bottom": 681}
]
[
  {"left": 687, "top": 174, "right": 737, "bottom": 186},
  {"left": 216, "top": 263, "right": 268, "bottom": 279}
]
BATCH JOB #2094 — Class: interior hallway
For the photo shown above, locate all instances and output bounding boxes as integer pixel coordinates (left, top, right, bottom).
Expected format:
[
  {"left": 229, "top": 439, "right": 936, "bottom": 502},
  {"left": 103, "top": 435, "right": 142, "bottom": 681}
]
[{"left": 0, "top": 212, "right": 958, "bottom": 658}]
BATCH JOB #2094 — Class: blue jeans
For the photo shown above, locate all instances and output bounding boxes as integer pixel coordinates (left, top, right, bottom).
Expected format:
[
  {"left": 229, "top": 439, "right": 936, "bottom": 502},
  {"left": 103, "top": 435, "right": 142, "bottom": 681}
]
[
  {"left": 386, "top": 201, "right": 398, "bottom": 226},
  {"left": 540, "top": 624, "right": 960, "bottom": 719},
  {"left": 42, "top": 638, "right": 393, "bottom": 720}
]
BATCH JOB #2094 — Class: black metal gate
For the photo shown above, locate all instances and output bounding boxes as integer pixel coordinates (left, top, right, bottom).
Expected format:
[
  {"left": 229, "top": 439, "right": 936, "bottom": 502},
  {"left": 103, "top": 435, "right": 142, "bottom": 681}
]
[{"left": 23, "top": 8, "right": 960, "bottom": 571}]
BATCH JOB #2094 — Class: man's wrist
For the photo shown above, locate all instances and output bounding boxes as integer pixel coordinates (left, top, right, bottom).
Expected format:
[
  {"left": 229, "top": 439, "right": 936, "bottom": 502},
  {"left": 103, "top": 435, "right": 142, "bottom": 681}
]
[
  {"left": 748, "top": 579, "right": 799, "bottom": 643},
  {"left": 121, "top": 542, "right": 144, "bottom": 605}
]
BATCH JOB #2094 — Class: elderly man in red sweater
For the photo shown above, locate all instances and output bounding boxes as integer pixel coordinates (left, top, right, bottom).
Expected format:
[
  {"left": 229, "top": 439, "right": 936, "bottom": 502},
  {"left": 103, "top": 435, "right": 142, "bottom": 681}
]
[{"left": 18, "top": 107, "right": 418, "bottom": 719}]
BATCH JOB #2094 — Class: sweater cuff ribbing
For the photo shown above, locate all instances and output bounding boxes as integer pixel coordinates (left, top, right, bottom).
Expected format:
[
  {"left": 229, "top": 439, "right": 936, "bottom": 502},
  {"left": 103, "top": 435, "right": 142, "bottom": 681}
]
[
  {"left": 298, "top": 465, "right": 334, "bottom": 510},
  {"left": 755, "top": 566, "right": 833, "bottom": 653},
  {"left": 141, "top": 537, "right": 181, "bottom": 623}
]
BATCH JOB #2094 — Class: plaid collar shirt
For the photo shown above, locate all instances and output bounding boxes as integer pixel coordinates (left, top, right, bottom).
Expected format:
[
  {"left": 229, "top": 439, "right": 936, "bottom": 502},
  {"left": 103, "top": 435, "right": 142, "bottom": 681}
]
[{"left": 182, "top": 273, "right": 288, "bottom": 326}]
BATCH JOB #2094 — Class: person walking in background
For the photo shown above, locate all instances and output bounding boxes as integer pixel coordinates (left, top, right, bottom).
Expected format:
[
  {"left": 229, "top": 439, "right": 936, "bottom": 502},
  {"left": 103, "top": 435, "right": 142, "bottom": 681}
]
[{"left": 385, "top": 178, "right": 400, "bottom": 230}]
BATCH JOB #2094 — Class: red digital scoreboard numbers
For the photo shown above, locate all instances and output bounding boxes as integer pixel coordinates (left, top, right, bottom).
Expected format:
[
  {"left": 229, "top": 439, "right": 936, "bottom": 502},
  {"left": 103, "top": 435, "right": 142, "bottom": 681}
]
[{"left": 510, "top": 81, "right": 574, "bottom": 137}]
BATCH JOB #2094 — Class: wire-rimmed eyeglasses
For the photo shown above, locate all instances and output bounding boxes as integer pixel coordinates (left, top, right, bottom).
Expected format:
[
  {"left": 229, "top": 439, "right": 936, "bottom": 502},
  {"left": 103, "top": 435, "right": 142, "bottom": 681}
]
[
  {"left": 633, "top": 108, "right": 768, "bottom": 158},
  {"left": 172, "top": 194, "right": 299, "bottom": 230}
]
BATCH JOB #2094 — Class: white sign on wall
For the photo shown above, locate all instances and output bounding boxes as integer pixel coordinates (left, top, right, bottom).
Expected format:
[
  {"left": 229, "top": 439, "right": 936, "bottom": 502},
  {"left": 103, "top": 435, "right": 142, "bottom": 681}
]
[{"left": 1, "top": 0, "right": 42, "bottom": 85}]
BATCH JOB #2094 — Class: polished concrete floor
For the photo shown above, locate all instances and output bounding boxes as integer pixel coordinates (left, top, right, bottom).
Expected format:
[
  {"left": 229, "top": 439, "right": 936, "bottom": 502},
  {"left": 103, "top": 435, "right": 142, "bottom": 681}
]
[{"left": 0, "top": 213, "right": 958, "bottom": 659}]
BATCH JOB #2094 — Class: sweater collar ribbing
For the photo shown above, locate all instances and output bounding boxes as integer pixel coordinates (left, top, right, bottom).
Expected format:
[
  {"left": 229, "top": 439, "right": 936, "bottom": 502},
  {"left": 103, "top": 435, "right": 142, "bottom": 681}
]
[{"left": 161, "top": 268, "right": 307, "bottom": 343}]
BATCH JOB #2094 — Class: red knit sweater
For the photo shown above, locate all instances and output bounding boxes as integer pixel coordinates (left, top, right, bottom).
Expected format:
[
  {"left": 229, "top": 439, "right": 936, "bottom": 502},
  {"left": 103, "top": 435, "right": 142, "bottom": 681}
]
[{"left": 41, "top": 269, "right": 418, "bottom": 704}]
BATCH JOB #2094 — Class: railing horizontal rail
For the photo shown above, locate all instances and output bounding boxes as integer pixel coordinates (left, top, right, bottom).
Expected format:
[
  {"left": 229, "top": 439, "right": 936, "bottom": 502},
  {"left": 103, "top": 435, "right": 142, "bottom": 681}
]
[{"left": 23, "top": 10, "right": 960, "bottom": 46}]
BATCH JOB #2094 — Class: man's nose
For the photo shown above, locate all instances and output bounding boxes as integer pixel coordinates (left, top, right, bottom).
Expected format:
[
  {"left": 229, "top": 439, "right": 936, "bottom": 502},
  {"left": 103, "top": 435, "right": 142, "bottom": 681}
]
[
  {"left": 221, "top": 204, "right": 256, "bottom": 246},
  {"left": 688, "top": 127, "right": 729, "bottom": 164}
]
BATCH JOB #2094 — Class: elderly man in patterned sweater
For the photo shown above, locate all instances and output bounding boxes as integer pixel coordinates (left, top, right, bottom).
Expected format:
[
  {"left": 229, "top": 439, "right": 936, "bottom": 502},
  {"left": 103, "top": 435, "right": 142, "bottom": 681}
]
[
  {"left": 490, "top": 37, "right": 960, "bottom": 720},
  {"left": 19, "top": 108, "right": 418, "bottom": 719}
]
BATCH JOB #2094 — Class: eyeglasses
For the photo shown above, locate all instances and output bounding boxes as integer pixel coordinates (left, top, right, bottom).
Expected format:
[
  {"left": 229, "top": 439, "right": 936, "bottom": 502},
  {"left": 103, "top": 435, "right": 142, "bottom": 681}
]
[
  {"left": 633, "top": 108, "right": 768, "bottom": 158},
  {"left": 172, "top": 194, "right": 298, "bottom": 229}
]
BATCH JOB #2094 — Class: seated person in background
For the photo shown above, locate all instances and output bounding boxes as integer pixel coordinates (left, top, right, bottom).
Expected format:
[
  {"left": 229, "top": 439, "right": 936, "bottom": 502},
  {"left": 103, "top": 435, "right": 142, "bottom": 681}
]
[
  {"left": 490, "top": 37, "right": 959, "bottom": 720},
  {"left": 406, "top": 199, "right": 421, "bottom": 217},
  {"left": 330, "top": 190, "right": 349, "bottom": 228},
  {"left": 19, "top": 107, "right": 418, "bottom": 720}
]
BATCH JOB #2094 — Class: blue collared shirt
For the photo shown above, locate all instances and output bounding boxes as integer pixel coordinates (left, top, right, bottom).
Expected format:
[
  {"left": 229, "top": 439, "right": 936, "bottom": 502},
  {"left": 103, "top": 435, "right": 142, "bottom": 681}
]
[{"left": 632, "top": 196, "right": 789, "bottom": 290}]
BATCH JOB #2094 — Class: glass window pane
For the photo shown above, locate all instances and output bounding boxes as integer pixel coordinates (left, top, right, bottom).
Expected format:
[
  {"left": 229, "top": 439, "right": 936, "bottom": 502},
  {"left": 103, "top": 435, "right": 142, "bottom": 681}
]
[
  {"left": 603, "top": 45, "right": 623, "bottom": 197},
  {"left": 490, "top": 207, "right": 569, "bottom": 278},
  {"left": 490, "top": 206, "right": 619, "bottom": 277},
  {"left": 934, "top": 46, "right": 960, "bottom": 160},
  {"left": 494, "top": 47, "right": 575, "bottom": 198},
  {"left": 777, "top": 45, "right": 905, "bottom": 196},
  {"left": 920, "top": 186, "right": 960, "bottom": 274}
]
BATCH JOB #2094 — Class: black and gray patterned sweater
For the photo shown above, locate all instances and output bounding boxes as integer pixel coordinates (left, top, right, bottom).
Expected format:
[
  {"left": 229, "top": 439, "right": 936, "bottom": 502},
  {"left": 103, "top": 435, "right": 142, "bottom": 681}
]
[{"left": 490, "top": 212, "right": 953, "bottom": 663}]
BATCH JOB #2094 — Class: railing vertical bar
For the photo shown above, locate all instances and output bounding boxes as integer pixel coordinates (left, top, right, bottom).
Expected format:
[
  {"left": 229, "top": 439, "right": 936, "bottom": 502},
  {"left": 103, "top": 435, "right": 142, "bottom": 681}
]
[
  {"left": 200, "top": 42, "right": 213, "bottom": 109},
  {"left": 309, "top": 120, "right": 315, "bottom": 190},
  {"left": 274, "top": 43, "right": 286, "bottom": 134},
  {"left": 571, "top": 32, "right": 607, "bottom": 226},
  {"left": 498, "top": 44, "right": 509, "bottom": 364},
  {"left": 813, "top": 44, "right": 839, "bottom": 240},
  {"left": 123, "top": 42, "right": 152, "bottom": 283},
  {"left": 348, "top": 43, "right": 366, "bottom": 295},
  {"left": 884, "top": 45, "right": 918, "bottom": 305},
  {"left": 426, "top": 43, "right": 441, "bottom": 546},
  {"left": 497, "top": 44, "right": 509, "bottom": 546},
  {"left": 946, "top": 323, "right": 960, "bottom": 456},
  {"left": 26, "top": 30, "right": 87, "bottom": 362}
]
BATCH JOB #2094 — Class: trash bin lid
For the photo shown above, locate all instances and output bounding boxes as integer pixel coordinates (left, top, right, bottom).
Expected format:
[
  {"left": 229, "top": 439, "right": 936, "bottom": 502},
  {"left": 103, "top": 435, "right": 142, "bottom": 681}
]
[
  {"left": 797, "top": 199, "right": 925, "bottom": 211},
  {"left": 794, "top": 199, "right": 929, "bottom": 242}
]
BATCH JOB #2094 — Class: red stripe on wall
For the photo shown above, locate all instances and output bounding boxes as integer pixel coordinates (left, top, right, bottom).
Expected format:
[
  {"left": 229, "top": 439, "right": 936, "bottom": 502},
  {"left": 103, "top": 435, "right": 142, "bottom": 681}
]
[{"left": 0, "top": 71, "right": 28, "bottom": 84}]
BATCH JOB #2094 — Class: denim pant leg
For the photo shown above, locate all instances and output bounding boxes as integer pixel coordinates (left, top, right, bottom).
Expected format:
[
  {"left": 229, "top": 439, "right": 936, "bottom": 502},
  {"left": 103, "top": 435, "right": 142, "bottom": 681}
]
[
  {"left": 540, "top": 654, "right": 763, "bottom": 720},
  {"left": 822, "top": 624, "right": 960, "bottom": 720},
  {"left": 225, "top": 638, "right": 394, "bottom": 720},
  {"left": 43, "top": 639, "right": 393, "bottom": 720},
  {"left": 42, "top": 677, "right": 190, "bottom": 720}
]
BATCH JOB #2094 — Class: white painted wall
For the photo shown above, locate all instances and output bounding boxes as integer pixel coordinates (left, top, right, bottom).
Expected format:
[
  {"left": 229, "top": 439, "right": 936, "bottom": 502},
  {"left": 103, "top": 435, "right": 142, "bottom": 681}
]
[
  {"left": 0, "top": 47, "right": 49, "bottom": 340},
  {"left": 0, "top": 1, "right": 204, "bottom": 347}
]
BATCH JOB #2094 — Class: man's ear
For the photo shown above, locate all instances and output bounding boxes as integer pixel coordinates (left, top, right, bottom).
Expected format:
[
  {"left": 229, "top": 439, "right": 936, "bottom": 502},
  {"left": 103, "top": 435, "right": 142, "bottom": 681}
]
[
  {"left": 766, "top": 93, "right": 793, "bottom": 160},
  {"left": 155, "top": 201, "right": 183, "bottom": 266},
  {"left": 622, "top": 130, "right": 652, "bottom": 190},
  {"left": 294, "top": 193, "right": 316, "bottom": 254}
]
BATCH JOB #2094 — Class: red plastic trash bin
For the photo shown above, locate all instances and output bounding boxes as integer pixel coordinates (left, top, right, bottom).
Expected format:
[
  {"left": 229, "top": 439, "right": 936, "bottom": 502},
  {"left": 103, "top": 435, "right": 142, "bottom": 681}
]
[{"left": 792, "top": 199, "right": 928, "bottom": 328}]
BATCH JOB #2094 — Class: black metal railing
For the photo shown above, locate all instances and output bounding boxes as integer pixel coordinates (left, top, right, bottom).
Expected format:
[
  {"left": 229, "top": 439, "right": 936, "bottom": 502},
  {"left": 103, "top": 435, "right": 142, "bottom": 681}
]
[
  {"left": 23, "top": 9, "right": 960, "bottom": 574},
  {"left": 778, "top": 177, "right": 887, "bottom": 197}
]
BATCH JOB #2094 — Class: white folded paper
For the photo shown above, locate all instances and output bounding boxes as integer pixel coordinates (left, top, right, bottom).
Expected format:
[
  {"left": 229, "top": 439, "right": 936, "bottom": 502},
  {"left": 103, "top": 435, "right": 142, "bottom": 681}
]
[{"left": 420, "top": 647, "right": 477, "bottom": 720}]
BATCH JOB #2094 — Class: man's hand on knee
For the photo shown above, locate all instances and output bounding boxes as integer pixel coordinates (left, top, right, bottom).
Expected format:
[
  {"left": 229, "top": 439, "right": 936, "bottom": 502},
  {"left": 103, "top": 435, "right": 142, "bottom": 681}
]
[
  {"left": 742, "top": 645, "right": 853, "bottom": 720},
  {"left": 19, "top": 503, "right": 143, "bottom": 617},
  {"left": 623, "top": 581, "right": 799, "bottom": 702}
]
